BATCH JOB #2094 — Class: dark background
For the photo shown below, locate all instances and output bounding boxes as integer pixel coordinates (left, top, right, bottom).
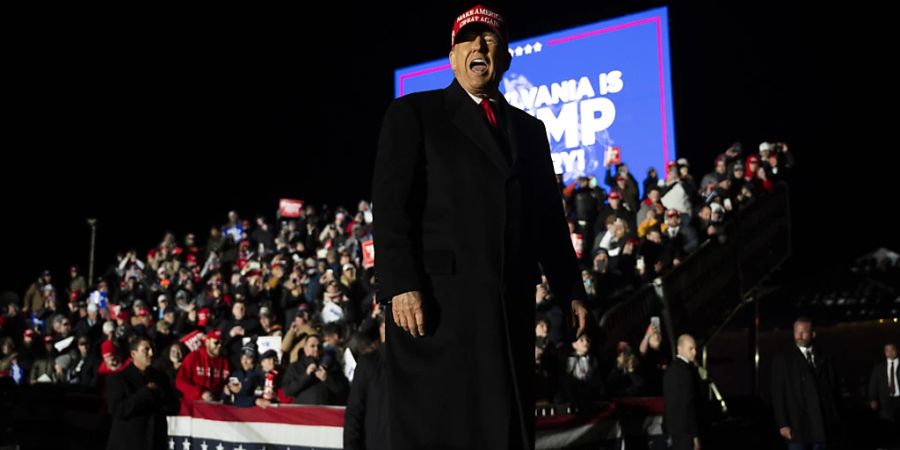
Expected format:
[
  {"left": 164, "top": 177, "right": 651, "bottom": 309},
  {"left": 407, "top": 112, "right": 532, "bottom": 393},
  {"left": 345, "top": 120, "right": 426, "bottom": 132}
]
[{"left": 3, "top": 1, "right": 896, "bottom": 296}]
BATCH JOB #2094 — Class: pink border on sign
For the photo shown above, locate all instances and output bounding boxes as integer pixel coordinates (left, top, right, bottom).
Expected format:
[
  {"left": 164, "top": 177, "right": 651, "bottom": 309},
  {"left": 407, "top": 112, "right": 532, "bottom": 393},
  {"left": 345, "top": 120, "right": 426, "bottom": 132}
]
[
  {"left": 398, "top": 15, "right": 671, "bottom": 169},
  {"left": 398, "top": 64, "right": 451, "bottom": 97},
  {"left": 546, "top": 16, "right": 670, "bottom": 170}
]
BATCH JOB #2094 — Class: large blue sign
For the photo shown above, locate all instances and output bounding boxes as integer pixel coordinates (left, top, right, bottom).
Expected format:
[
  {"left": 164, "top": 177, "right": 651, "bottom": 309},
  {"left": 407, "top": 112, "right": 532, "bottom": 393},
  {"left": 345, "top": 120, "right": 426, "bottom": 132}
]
[{"left": 395, "top": 7, "right": 676, "bottom": 192}]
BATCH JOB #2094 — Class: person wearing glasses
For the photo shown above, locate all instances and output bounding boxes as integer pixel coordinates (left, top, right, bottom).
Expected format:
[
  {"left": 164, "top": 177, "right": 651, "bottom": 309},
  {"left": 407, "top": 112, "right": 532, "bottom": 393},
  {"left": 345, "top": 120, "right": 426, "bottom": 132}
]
[{"left": 175, "top": 329, "right": 230, "bottom": 401}]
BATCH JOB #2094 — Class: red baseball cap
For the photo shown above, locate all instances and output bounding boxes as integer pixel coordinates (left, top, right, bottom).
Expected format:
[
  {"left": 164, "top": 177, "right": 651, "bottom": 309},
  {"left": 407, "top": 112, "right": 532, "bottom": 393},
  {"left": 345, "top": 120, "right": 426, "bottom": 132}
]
[
  {"left": 101, "top": 340, "right": 116, "bottom": 357},
  {"left": 24, "top": 329, "right": 35, "bottom": 338},
  {"left": 206, "top": 329, "right": 223, "bottom": 341},
  {"left": 451, "top": 5, "right": 507, "bottom": 47},
  {"left": 608, "top": 191, "right": 622, "bottom": 200},
  {"left": 198, "top": 307, "right": 210, "bottom": 327}
]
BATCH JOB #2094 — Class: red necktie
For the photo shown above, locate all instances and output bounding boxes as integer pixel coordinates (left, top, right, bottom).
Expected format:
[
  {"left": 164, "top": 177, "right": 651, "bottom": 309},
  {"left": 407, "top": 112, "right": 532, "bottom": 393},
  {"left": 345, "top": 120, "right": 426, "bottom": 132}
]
[{"left": 480, "top": 99, "right": 497, "bottom": 128}]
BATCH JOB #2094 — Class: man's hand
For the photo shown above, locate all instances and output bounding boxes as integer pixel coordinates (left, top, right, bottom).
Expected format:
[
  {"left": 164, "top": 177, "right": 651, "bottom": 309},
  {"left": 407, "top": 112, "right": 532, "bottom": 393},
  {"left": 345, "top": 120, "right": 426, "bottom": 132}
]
[
  {"left": 306, "top": 363, "right": 318, "bottom": 375},
  {"left": 648, "top": 329, "right": 661, "bottom": 350},
  {"left": 392, "top": 291, "right": 425, "bottom": 337},
  {"left": 693, "top": 436, "right": 701, "bottom": 450},
  {"left": 570, "top": 299, "right": 588, "bottom": 338},
  {"left": 146, "top": 382, "right": 159, "bottom": 391},
  {"left": 779, "top": 426, "right": 793, "bottom": 440},
  {"left": 535, "top": 283, "right": 550, "bottom": 304},
  {"left": 315, "top": 366, "right": 328, "bottom": 382},
  {"left": 201, "top": 391, "right": 214, "bottom": 402},
  {"left": 255, "top": 398, "right": 272, "bottom": 408},
  {"left": 371, "top": 302, "right": 382, "bottom": 319}
]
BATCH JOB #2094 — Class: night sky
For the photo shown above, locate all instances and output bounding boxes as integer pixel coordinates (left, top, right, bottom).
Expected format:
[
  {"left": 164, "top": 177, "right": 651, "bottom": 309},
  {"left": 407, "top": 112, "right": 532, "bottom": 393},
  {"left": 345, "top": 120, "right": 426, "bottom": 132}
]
[{"left": 3, "top": 1, "right": 896, "bottom": 296}]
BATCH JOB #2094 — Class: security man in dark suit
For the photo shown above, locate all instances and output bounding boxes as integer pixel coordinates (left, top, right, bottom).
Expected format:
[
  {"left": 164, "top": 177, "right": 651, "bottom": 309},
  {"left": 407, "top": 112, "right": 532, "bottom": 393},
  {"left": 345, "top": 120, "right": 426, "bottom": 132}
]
[
  {"left": 868, "top": 342, "right": 899, "bottom": 446},
  {"left": 663, "top": 334, "right": 703, "bottom": 450},
  {"left": 771, "top": 317, "right": 839, "bottom": 450},
  {"left": 106, "top": 336, "right": 180, "bottom": 450}
]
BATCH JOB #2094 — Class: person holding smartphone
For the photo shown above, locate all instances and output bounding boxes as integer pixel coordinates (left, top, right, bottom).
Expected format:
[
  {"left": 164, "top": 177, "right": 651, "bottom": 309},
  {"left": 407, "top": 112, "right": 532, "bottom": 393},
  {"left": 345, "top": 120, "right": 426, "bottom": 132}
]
[
  {"left": 639, "top": 317, "right": 667, "bottom": 395},
  {"left": 223, "top": 345, "right": 264, "bottom": 408}
]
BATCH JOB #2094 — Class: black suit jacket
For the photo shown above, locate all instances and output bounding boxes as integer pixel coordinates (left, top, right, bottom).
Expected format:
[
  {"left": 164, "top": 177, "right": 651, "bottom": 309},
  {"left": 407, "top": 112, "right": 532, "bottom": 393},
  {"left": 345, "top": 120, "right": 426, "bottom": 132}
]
[
  {"left": 372, "top": 79, "right": 586, "bottom": 450},
  {"left": 771, "top": 346, "right": 840, "bottom": 444},
  {"left": 663, "top": 357, "right": 702, "bottom": 439},
  {"left": 105, "top": 363, "right": 180, "bottom": 450},
  {"left": 343, "top": 347, "right": 388, "bottom": 450},
  {"left": 868, "top": 359, "right": 900, "bottom": 421}
]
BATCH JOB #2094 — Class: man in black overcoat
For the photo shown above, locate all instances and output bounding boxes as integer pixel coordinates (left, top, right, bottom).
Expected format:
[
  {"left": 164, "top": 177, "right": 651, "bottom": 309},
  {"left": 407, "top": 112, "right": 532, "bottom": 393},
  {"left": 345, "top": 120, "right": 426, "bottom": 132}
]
[
  {"left": 372, "top": 5, "right": 588, "bottom": 450},
  {"left": 106, "top": 337, "right": 180, "bottom": 450},
  {"left": 771, "top": 318, "right": 840, "bottom": 450}
]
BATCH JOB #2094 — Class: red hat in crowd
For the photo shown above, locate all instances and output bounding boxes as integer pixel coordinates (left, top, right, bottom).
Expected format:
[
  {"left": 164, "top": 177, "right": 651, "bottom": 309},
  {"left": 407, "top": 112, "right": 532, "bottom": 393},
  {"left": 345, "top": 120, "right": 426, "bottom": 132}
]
[
  {"left": 24, "top": 329, "right": 35, "bottom": 338},
  {"left": 117, "top": 310, "right": 130, "bottom": 321},
  {"left": 666, "top": 209, "right": 680, "bottom": 218},
  {"left": 206, "top": 329, "right": 223, "bottom": 341},
  {"left": 43, "top": 335, "right": 54, "bottom": 344},
  {"left": 137, "top": 308, "right": 150, "bottom": 317},
  {"left": 747, "top": 154, "right": 760, "bottom": 164},
  {"left": 186, "top": 253, "right": 198, "bottom": 263},
  {"left": 451, "top": 4, "right": 508, "bottom": 47},
  {"left": 101, "top": 340, "right": 116, "bottom": 358},
  {"left": 608, "top": 191, "right": 622, "bottom": 200},
  {"left": 198, "top": 307, "right": 210, "bottom": 327}
]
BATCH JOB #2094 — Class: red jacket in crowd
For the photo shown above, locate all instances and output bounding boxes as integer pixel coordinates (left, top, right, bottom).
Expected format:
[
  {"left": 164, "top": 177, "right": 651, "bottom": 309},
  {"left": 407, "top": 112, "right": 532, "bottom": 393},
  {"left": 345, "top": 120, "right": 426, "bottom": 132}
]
[{"left": 175, "top": 347, "right": 230, "bottom": 401}]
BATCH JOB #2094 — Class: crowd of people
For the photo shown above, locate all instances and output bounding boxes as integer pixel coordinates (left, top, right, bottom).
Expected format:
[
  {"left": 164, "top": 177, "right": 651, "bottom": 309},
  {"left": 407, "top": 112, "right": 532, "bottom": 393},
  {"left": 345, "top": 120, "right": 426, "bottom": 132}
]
[
  {"left": 0, "top": 141, "right": 803, "bottom": 446},
  {"left": 0, "top": 141, "right": 796, "bottom": 407},
  {"left": 536, "top": 140, "right": 794, "bottom": 407},
  {"left": 0, "top": 202, "right": 380, "bottom": 408}
]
